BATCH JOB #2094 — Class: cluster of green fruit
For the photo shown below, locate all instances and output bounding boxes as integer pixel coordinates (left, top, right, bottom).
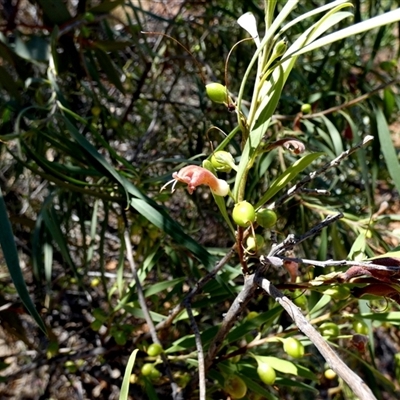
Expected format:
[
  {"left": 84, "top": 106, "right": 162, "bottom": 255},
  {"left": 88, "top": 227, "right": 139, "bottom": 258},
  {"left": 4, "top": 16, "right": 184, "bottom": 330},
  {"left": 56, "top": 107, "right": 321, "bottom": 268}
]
[{"left": 224, "top": 338, "right": 305, "bottom": 399}]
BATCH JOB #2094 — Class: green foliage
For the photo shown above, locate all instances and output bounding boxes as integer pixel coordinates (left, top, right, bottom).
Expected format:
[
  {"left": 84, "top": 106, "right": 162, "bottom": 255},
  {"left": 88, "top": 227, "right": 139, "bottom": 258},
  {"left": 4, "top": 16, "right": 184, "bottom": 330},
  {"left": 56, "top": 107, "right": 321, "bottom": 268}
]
[{"left": 1, "top": 1, "right": 400, "bottom": 399}]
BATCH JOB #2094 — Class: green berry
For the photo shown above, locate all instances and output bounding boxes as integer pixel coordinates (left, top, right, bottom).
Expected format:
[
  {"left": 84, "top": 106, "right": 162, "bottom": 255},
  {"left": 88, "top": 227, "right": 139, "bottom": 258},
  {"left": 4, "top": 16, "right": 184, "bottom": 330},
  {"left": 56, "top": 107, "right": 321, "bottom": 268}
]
[
  {"left": 224, "top": 375, "right": 247, "bottom": 399},
  {"left": 319, "top": 322, "right": 340, "bottom": 337},
  {"left": 256, "top": 208, "right": 277, "bottom": 228},
  {"left": 257, "top": 363, "right": 276, "bottom": 385},
  {"left": 232, "top": 201, "right": 255, "bottom": 227},
  {"left": 149, "top": 367, "right": 161, "bottom": 380},
  {"left": 147, "top": 343, "right": 163, "bottom": 357},
  {"left": 301, "top": 103, "right": 312, "bottom": 114},
  {"left": 324, "top": 368, "right": 337, "bottom": 380},
  {"left": 353, "top": 320, "right": 369, "bottom": 335},
  {"left": 283, "top": 337, "right": 304, "bottom": 358},
  {"left": 246, "top": 234, "right": 265, "bottom": 251},
  {"left": 206, "top": 82, "right": 228, "bottom": 104},
  {"left": 141, "top": 363, "right": 154, "bottom": 376},
  {"left": 91, "top": 106, "right": 101, "bottom": 117}
]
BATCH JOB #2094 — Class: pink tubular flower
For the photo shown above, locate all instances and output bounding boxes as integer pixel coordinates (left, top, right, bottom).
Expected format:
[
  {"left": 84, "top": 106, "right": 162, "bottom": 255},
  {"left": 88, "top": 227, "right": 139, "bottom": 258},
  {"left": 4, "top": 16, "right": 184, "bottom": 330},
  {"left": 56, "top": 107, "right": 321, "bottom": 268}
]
[{"left": 161, "top": 165, "right": 229, "bottom": 196}]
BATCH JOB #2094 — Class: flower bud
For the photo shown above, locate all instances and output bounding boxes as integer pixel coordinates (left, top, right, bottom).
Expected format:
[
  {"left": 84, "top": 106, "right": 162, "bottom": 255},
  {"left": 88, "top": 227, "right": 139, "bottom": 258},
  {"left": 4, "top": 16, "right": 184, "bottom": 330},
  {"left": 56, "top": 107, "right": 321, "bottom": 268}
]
[
  {"left": 210, "top": 151, "right": 236, "bottom": 172},
  {"left": 273, "top": 38, "right": 287, "bottom": 57},
  {"left": 206, "top": 82, "right": 228, "bottom": 104}
]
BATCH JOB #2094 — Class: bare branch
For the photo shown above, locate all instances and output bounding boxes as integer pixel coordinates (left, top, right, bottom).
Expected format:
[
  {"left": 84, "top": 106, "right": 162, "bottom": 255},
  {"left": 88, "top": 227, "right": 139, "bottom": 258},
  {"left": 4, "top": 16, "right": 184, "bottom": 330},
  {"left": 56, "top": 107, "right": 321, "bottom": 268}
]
[
  {"left": 263, "top": 213, "right": 343, "bottom": 259},
  {"left": 273, "top": 78, "right": 400, "bottom": 121},
  {"left": 184, "top": 299, "right": 206, "bottom": 400},
  {"left": 281, "top": 257, "right": 400, "bottom": 272},
  {"left": 255, "top": 274, "right": 377, "bottom": 400},
  {"left": 204, "top": 272, "right": 260, "bottom": 370}
]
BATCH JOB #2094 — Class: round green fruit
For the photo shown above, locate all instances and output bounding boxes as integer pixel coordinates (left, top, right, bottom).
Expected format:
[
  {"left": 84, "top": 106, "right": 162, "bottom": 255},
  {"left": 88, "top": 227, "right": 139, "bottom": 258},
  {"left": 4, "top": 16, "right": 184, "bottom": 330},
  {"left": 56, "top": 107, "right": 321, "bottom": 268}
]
[
  {"left": 246, "top": 234, "right": 265, "bottom": 251},
  {"left": 257, "top": 363, "right": 276, "bottom": 385},
  {"left": 141, "top": 363, "right": 154, "bottom": 376},
  {"left": 353, "top": 320, "right": 369, "bottom": 335},
  {"left": 232, "top": 201, "right": 255, "bottom": 227},
  {"left": 301, "top": 103, "right": 312, "bottom": 114},
  {"left": 283, "top": 337, "right": 305, "bottom": 358},
  {"left": 319, "top": 322, "right": 340, "bottom": 337},
  {"left": 224, "top": 375, "right": 247, "bottom": 399},
  {"left": 91, "top": 106, "right": 101, "bottom": 117},
  {"left": 147, "top": 343, "right": 163, "bottom": 357},
  {"left": 206, "top": 82, "right": 228, "bottom": 104},
  {"left": 324, "top": 368, "right": 337, "bottom": 380},
  {"left": 150, "top": 367, "right": 161, "bottom": 380},
  {"left": 256, "top": 208, "right": 277, "bottom": 229}
]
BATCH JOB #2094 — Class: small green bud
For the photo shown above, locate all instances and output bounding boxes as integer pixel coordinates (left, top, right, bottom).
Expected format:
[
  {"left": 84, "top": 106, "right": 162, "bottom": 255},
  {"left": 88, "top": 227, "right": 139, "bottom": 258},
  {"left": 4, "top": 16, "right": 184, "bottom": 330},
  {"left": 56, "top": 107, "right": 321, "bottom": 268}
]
[
  {"left": 210, "top": 151, "right": 236, "bottom": 172},
  {"left": 206, "top": 82, "right": 228, "bottom": 104},
  {"left": 273, "top": 38, "right": 287, "bottom": 57}
]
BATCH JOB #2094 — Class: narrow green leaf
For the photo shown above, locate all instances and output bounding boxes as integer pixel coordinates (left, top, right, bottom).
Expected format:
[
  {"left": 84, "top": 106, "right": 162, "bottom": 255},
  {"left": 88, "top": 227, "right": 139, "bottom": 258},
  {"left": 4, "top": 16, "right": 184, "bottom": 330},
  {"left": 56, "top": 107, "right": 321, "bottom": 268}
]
[
  {"left": 144, "top": 277, "right": 185, "bottom": 298},
  {"left": 119, "top": 348, "right": 139, "bottom": 400},
  {"left": 292, "top": 8, "right": 400, "bottom": 57},
  {"left": 318, "top": 115, "right": 343, "bottom": 156},
  {"left": 35, "top": 0, "right": 71, "bottom": 24},
  {"left": 255, "top": 356, "right": 299, "bottom": 375},
  {"left": 42, "top": 205, "right": 77, "bottom": 275},
  {"left": 375, "top": 106, "right": 400, "bottom": 194},
  {"left": 255, "top": 152, "right": 324, "bottom": 208},
  {"left": 89, "top": 0, "right": 125, "bottom": 14},
  {"left": 308, "top": 293, "right": 331, "bottom": 318},
  {"left": 93, "top": 48, "right": 125, "bottom": 94},
  {"left": 0, "top": 188, "right": 46, "bottom": 333},
  {"left": 361, "top": 312, "right": 400, "bottom": 323}
]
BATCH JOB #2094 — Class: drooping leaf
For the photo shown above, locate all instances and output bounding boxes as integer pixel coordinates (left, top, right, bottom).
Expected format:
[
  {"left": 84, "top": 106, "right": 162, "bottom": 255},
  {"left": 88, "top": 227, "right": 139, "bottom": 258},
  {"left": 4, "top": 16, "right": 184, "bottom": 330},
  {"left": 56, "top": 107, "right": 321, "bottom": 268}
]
[{"left": 0, "top": 188, "right": 46, "bottom": 334}]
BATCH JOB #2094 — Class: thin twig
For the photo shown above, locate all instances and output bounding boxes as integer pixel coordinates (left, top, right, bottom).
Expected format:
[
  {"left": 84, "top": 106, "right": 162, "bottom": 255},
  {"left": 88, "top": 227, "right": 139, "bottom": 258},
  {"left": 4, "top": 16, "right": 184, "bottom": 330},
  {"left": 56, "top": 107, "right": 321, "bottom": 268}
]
[
  {"left": 184, "top": 299, "right": 206, "bottom": 400},
  {"left": 123, "top": 229, "right": 182, "bottom": 400},
  {"left": 273, "top": 78, "right": 400, "bottom": 121},
  {"left": 269, "top": 135, "right": 374, "bottom": 210},
  {"left": 204, "top": 272, "right": 259, "bottom": 371},
  {"left": 139, "top": 248, "right": 236, "bottom": 338},
  {"left": 281, "top": 257, "right": 400, "bottom": 272},
  {"left": 255, "top": 274, "right": 377, "bottom": 400},
  {"left": 263, "top": 213, "right": 343, "bottom": 259}
]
